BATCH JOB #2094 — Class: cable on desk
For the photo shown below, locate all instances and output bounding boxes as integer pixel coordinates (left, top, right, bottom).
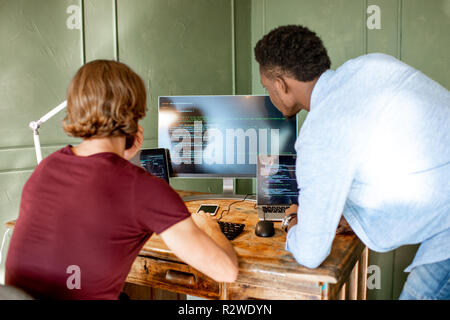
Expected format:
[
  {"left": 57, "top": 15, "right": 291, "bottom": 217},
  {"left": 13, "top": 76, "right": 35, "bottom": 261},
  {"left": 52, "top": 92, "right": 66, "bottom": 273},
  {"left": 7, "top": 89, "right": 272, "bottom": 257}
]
[{"left": 218, "top": 193, "right": 255, "bottom": 221}]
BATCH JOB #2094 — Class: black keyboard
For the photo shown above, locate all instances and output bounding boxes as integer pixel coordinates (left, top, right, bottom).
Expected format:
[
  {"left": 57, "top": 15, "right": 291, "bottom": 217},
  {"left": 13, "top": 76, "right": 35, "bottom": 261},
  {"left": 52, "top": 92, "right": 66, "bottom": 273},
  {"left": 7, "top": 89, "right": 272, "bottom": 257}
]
[
  {"left": 262, "top": 206, "right": 289, "bottom": 213},
  {"left": 217, "top": 221, "right": 245, "bottom": 240}
]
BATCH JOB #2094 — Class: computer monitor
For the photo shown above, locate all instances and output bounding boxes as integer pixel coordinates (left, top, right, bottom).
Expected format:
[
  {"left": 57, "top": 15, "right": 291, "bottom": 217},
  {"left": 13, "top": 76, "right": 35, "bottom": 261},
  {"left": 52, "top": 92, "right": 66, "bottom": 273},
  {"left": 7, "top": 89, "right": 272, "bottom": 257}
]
[{"left": 158, "top": 95, "right": 297, "bottom": 179}]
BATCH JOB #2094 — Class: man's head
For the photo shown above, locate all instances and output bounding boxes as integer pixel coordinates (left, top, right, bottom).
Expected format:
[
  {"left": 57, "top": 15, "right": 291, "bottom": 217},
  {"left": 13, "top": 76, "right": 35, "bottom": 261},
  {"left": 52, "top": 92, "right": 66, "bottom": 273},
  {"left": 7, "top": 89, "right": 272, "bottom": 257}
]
[
  {"left": 254, "top": 25, "right": 330, "bottom": 116},
  {"left": 63, "top": 60, "right": 147, "bottom": 139}
]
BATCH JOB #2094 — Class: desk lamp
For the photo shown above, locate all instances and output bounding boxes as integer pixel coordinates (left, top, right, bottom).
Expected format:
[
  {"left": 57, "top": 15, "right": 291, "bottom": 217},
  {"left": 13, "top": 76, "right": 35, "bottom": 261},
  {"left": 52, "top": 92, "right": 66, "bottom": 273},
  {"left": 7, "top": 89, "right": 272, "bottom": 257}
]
[{"left": 0, "top": 101, "right": 68, "bottom": 264}]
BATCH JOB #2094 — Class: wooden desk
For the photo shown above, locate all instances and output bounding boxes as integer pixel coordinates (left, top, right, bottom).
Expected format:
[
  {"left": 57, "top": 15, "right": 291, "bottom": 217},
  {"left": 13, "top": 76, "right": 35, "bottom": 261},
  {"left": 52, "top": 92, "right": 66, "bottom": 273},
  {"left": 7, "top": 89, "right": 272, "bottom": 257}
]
[
  {"left": 126, "top": 190, "right": 369, "bottom": 300},
  {"left": 5, "top": 190, "right": 368, "bottom": 300}
]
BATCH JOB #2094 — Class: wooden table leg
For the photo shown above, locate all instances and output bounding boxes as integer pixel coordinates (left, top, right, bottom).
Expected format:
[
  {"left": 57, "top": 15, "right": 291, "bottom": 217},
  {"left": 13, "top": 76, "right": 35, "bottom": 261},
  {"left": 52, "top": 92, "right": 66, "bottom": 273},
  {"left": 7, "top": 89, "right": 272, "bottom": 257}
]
[
  {"left": 348, "top": 261, "right": 359, "bottom": 300},
  {"left": 220, "top": 283, "right": 228, "bottom": 300},
  {"left": 338, "top": 283, "right": 346, "bottom": 300},
  {"left": 357, "top": 247, "right": 369, "bottom": 300}
]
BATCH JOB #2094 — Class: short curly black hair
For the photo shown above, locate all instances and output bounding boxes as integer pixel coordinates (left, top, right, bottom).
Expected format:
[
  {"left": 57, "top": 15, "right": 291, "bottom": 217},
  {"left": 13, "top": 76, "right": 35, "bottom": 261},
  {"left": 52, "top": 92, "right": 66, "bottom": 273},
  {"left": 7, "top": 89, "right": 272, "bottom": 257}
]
[{"left": 254, "top": 25, "right": 330, "bottom": 82}]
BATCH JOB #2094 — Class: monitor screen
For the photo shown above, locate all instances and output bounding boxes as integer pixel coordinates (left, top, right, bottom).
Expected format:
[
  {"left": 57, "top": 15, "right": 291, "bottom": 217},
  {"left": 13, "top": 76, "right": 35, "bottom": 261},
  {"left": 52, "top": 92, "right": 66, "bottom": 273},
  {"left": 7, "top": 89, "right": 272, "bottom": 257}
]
[
  {"left": 257, "top": 154, "right": 299, "bottom": 205},
  {"left": 158, "top": 95, "right": 297, "bottom": 177}
]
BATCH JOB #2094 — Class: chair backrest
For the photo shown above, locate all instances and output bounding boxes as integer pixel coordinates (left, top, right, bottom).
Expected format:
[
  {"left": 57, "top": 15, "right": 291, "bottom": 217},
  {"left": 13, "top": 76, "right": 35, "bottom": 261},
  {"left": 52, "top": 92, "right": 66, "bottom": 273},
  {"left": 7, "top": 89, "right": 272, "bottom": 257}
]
[{"left": 0, "top": 284, "right": 34, "bottom": 300}]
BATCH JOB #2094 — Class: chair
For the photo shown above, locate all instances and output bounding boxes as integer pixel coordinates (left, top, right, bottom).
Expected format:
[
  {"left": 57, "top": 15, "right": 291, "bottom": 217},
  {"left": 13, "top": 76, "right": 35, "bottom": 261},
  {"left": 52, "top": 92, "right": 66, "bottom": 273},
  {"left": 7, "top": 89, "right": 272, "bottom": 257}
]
[{"left": 0, "top": 284, "right": 34, "bottom": 300}]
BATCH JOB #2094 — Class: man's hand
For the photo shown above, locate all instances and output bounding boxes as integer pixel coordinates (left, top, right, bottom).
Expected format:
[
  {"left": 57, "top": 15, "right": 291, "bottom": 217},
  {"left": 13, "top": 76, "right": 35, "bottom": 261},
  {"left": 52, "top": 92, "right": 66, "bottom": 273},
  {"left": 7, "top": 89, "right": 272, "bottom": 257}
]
[
  {"left": 336, "top": 215, "right": 353, "bottom": 235},
  {"left": 284, "top": 204, "right": 298, "bottom": 216},
  {"left": 191, "top": 211, "right": 222, "bottom": 238},
  {"left": 123, "top": 125, "right": 144, "bottom": 161},
  {"left": 284, "top": 204, "right": 298, "bottom": 233},
  {"left": 190, "top": 210, "right": 239, "bottom": 274},
  {"left": 159, "top": 213, "right": 238, "bottom": 283}
]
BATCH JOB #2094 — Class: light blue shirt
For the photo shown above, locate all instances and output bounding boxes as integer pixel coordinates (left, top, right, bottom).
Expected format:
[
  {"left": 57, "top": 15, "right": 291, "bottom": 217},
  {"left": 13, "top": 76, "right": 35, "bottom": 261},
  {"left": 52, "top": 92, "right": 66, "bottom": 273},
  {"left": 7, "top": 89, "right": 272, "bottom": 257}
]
[{"left": 286, "top": 53, "right": 450, "bottom": 272}]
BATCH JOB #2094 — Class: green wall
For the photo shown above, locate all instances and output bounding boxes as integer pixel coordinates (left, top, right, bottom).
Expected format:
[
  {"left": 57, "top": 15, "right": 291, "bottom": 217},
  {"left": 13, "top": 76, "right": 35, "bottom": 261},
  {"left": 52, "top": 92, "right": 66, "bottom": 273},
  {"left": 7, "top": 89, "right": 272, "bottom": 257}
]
[
  {"left": 0, "top": 0, "right": 82, "bottom": 282},
  {"left": 1, "top": 0, "right": 448, "bottom": 299}
]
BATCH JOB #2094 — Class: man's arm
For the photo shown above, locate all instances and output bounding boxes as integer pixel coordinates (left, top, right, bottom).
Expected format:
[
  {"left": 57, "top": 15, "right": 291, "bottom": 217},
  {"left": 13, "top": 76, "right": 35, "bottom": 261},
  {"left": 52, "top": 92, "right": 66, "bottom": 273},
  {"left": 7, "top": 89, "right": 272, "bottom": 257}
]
[
  {"left": 159, "top": 213, "right": 238, "bottom": 283},
  {"left": 284, "top": 205, "right": 352, "bottom": 234},
  {"left": 286, "top": 117, "right": 359, "bottom": 268},
  {"left": 190, "top": 211, "right": 239, "bottom": 267}
]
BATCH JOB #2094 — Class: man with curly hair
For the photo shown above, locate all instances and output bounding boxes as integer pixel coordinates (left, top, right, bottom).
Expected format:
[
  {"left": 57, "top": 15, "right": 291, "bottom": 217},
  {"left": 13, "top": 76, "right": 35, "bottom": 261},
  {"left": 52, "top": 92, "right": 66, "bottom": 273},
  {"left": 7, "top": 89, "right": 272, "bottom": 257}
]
[{"left": 254, "top": 25, "right": 449, "bottom": 300}]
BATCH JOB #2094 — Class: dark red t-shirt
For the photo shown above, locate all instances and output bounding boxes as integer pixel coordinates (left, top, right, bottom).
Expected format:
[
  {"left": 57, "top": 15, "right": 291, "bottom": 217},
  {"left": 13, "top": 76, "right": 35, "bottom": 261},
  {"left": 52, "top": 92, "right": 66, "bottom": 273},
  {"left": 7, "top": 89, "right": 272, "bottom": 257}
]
[{"left": 5, "top": 146, "right": 190, "bottom": 299}]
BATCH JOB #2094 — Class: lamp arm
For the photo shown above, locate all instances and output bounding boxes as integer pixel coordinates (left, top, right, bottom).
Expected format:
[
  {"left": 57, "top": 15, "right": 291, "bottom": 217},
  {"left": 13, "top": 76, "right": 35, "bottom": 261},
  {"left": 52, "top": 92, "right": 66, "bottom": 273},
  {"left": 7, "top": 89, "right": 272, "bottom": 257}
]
[
  {"left": 29, "top": 100, "right": 67, "bottom": 164},
  {"left": 32, "top": 130, "right": 43, "bottom": 164}
]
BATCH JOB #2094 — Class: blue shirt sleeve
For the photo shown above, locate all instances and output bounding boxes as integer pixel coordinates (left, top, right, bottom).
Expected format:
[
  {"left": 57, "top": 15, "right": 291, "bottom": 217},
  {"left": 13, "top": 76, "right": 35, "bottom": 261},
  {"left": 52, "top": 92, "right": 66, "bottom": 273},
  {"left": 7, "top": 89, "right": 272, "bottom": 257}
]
[{"left": 285, "top": 97, "right": 360, "bottom": 268}]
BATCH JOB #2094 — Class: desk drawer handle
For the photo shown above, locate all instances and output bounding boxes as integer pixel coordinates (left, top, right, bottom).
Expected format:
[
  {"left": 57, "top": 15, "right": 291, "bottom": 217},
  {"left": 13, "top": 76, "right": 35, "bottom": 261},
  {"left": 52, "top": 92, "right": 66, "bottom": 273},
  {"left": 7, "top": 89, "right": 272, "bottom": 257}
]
[{"left": 165, "top": 270, "right": 196, "bottom": 286}]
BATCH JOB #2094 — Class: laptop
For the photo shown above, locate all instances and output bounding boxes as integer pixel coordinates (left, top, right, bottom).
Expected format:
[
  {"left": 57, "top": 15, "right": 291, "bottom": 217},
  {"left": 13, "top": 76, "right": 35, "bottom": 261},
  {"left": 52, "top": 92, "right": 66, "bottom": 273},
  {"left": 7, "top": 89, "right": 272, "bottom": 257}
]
[{"left": 257, "top": 154, "right": 299, "bottom": 221}]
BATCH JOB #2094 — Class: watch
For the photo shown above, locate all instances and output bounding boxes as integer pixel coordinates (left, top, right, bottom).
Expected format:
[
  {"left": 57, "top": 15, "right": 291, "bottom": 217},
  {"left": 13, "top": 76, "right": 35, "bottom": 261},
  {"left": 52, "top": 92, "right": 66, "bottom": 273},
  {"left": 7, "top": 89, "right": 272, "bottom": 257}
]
[{"left": 281, "top": 213, "right": 297, "bottom": 233}]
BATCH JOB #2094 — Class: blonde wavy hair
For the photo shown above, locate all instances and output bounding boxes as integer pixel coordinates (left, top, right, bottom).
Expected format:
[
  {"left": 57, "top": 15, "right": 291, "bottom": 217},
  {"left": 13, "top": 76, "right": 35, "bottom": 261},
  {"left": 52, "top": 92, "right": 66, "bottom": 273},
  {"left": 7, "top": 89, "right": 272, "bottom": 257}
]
[{"left": 63, "top": 60, "right": 147, "bottom": 139}]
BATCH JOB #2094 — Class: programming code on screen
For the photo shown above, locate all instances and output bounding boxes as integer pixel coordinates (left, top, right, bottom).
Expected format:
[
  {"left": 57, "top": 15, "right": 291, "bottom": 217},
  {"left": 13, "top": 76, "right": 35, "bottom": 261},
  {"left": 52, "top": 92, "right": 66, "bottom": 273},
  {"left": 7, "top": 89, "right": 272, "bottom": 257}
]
[
  {"left": 140, "top": 153, "right": 169, "bottom": 182},
  {"left": 158, "top": 96, "right": 297, "bottom": 177},
  {"left": 257, "top": 155, "right": 299, "bottom": 205}
]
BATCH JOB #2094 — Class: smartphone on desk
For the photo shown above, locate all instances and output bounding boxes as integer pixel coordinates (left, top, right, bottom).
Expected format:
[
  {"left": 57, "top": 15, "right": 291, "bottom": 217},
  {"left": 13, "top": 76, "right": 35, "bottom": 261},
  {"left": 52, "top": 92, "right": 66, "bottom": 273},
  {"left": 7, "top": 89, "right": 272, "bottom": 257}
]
[{"left": 197, "top": 204, "right": 219, "bottom": 216}]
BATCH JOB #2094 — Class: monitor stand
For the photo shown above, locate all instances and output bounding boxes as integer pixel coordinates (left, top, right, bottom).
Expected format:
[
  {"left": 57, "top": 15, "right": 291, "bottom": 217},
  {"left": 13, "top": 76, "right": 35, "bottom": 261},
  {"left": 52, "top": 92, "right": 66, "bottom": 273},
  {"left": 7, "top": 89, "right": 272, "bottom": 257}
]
[
  {"left": 181, "top": 178, "right": 256, "bottom": 202},
  {"left": 222, "top": 177, "right": 235, "bottom": 195}
]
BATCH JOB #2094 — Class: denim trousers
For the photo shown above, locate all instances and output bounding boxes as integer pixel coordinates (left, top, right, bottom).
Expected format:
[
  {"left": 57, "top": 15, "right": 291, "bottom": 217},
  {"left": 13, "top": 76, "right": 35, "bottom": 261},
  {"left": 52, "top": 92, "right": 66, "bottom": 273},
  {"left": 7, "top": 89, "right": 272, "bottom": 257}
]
[{"left": 399, "top": 258, "right": 450, "bottom": 300}]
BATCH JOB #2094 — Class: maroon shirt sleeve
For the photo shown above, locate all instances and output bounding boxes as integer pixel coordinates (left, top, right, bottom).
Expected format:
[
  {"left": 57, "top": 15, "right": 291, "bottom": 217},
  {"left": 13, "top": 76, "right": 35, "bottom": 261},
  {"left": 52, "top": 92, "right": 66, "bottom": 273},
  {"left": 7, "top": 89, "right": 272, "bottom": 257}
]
[{"left": 134, "top": 172, "right": 191, "bottom": 234}]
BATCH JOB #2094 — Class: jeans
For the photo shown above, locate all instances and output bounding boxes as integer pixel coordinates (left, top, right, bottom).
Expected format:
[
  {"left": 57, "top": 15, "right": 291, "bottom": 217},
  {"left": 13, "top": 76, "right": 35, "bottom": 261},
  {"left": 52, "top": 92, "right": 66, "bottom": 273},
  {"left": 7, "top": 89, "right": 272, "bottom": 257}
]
[{"left": 399, "top": 258, "right": 450, "bottom": 300}]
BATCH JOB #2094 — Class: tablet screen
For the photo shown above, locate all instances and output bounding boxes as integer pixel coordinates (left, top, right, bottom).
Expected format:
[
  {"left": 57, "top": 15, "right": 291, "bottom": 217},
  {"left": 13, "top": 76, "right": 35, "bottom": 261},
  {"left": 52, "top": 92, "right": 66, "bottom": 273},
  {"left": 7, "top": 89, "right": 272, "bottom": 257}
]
[{"left": 140, "top": 148, "right": 170, "bottom": 183}]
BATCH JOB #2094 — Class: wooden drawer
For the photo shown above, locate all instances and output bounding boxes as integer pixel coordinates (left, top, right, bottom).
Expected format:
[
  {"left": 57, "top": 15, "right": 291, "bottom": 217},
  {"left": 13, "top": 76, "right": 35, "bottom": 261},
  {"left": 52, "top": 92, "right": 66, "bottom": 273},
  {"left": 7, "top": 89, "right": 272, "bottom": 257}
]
[
  {"left": 126, "top": 256, "right": 221, "bottom": 299},
  {"left": 226, "top": 282, "right": 322, "bottom": 300}
]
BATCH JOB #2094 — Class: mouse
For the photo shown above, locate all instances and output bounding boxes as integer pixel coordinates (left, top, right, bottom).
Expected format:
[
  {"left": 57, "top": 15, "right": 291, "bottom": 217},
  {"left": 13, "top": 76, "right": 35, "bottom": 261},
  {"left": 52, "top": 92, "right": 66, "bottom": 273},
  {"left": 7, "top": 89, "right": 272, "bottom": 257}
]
[{"left": 255, "top": 220, "right": 275, "bottom": 237}]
